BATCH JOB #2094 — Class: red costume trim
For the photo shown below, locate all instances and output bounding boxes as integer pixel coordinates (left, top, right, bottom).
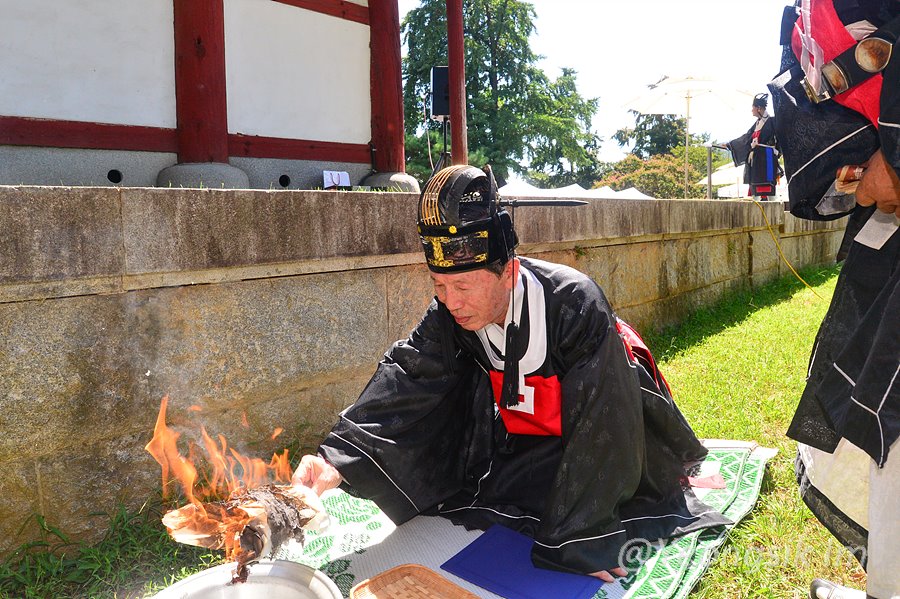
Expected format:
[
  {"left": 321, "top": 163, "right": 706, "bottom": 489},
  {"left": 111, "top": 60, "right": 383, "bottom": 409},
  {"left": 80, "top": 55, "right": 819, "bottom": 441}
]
[
  {"left": 791, "top": 0, "right": 882, "bottom": 126},
  {"left": 488, "top": 371, "right": 562, "bottom": 436}
]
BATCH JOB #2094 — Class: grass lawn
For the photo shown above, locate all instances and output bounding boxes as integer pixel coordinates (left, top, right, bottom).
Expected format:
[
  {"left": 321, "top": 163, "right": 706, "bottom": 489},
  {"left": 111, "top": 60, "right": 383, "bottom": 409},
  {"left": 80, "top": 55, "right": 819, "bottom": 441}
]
[
  {"left": 0, "top": 264, "right": 866, "bottom": 598},
  {"left": 643, "top": 263, "right": 866, "bottom": 598}
]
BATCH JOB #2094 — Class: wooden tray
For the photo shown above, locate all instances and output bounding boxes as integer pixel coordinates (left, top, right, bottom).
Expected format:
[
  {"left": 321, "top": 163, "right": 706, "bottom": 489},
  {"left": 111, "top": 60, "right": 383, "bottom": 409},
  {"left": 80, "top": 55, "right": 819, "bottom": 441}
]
[{"left": 350, "top": 564, "right": 479, "bottom": 599}]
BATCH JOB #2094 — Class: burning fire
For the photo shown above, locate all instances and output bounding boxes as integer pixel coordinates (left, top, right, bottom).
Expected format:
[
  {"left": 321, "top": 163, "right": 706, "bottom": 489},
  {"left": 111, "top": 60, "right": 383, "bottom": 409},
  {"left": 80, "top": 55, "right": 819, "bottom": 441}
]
[{"left": 144, "top": 396, "right": 298, "bottom": 566}]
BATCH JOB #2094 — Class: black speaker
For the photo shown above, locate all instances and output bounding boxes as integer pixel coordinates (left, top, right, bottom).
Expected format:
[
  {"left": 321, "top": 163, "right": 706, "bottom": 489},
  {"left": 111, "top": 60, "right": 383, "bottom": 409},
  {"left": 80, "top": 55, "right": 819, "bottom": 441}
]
[{"left": 430, "top": 66, "right": 450, "bottom": 117}]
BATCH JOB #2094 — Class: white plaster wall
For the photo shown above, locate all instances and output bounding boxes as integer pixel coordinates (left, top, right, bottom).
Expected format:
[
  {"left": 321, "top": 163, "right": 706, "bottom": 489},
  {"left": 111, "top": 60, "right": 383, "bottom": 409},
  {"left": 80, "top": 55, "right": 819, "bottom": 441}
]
[
  {"left": 224, "top": 0, "right": 371, "bottom": 144},
  {"left": 0, "top": 0, "right": 176, "bottom": 128}
]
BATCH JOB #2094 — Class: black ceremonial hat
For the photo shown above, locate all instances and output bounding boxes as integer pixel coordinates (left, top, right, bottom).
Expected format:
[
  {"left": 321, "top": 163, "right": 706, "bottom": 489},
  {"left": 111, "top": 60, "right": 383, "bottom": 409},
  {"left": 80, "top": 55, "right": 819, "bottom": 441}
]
[{"left": 417, "top": 165, "right": 518, "bottom": 274}]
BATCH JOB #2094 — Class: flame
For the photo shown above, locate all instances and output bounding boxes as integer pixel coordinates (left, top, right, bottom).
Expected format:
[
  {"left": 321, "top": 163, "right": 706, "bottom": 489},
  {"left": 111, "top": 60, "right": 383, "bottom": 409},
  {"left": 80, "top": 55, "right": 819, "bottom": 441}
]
[
  {"left": 271, "top": 427, "right": 284, "bottom": 440},
  {"left": 145, "top": 396, "right": 295, "bottom": 562},
  {"left": 188, "top": 405, "right": 203, "bottom": 412},
  {"left": 144, "top": 395, "right": 199, "bottom": 504}
]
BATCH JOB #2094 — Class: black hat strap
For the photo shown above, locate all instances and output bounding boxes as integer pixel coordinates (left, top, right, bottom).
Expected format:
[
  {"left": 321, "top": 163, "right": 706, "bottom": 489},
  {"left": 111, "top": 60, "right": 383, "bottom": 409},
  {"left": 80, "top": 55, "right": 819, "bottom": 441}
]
[{"left": 500, "top": 270, "right": 528, "bottom": 408}]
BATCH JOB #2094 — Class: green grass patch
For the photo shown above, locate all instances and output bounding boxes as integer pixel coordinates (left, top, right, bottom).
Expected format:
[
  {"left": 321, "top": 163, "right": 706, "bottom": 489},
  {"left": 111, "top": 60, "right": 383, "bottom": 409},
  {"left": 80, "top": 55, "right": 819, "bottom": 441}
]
[
  {"left": 1, "top": 264, "right": 868, "bottom": 598},
  {"left": 644, "top": 263, "right": 867, "bottom": 598},
  {"left": 0, "top": 504, "right": 220, "bottom": 599}
]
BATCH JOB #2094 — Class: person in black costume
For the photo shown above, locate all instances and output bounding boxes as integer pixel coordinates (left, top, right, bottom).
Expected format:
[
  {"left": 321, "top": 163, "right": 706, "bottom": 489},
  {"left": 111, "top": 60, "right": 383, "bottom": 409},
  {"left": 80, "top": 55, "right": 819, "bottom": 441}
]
[
  {"left": 293, "top": 164, "right": 729, "bottom": 580},
  {"left": 769, "top": 1, "right": 900, "bottom": 597},
  {"left": 726, "top": 93, "right": 781, "bottom": 200}
]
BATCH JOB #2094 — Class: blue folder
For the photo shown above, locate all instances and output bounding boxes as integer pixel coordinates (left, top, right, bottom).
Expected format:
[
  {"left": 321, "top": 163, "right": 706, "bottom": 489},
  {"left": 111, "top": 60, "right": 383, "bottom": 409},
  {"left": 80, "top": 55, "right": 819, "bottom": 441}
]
[{"left": 440, "top": 525, "right": 604, "bottom": 599}]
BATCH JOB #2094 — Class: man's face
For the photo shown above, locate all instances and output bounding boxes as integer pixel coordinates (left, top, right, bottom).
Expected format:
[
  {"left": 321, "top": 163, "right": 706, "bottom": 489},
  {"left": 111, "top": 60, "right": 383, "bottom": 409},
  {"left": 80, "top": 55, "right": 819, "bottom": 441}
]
[
  {"left": 430, "top": 261, "right": 515, "bottom": 331},
  {"left": 751, "top": 105, "right": 763, "bottom": 118}
]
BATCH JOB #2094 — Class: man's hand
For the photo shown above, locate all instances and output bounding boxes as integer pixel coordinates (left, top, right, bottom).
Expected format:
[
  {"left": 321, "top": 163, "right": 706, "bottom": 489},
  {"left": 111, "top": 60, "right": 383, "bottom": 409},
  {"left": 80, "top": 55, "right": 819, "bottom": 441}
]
[
  {"left": 292, "top": 454, "right": 343, "bottom": 496},
  {"left": 856, "top": 149, "right": 900, "bottom": 216},
  {"left": 589, "top": 567, "right": 627, "bottom": 582}
]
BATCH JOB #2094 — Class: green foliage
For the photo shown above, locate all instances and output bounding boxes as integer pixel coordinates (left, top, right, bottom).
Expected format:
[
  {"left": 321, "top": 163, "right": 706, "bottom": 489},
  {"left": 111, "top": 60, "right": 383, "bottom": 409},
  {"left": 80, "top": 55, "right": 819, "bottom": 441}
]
[
  {"left": 613, "top": 112, "right": 687, "bottom": 158},
  {"left": 592, "top": 136, "right": 730, "bottom": 198},
  {"left": 594, "top": 152, "right": 704, "bottom": 198},
  {"left": 403, "top": 131, "right": 490, "bottom": 185},
  {"left": 402, "top": 0, "right": 601, "bottom": 186}
]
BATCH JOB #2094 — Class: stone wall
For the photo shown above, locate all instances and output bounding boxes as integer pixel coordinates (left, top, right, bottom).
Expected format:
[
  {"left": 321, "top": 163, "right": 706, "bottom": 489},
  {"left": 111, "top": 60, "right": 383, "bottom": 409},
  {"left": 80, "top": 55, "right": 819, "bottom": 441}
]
[{"left": 0, "top": 186, "right": 844, "bottom": 553}]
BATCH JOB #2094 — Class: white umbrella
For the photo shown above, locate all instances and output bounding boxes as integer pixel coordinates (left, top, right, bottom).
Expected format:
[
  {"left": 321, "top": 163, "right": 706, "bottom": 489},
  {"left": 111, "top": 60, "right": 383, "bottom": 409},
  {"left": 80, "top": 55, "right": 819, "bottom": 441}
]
[{"left": 624, "top": 76, "right": 756, "bottom": 198}]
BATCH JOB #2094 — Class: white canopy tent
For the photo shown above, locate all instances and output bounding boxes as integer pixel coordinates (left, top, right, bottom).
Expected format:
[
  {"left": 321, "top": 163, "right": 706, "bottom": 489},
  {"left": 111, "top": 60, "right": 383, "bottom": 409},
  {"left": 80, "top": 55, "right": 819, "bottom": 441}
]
[{"left": 498, "top": 182, "right": 654, "bottom": 200}]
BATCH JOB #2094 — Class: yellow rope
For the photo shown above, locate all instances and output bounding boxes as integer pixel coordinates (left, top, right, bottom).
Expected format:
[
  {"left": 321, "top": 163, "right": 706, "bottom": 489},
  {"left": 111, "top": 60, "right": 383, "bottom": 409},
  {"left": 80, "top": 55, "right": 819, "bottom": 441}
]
[{"left": 750, "top": 197, "right": 826, "bottom": 301}]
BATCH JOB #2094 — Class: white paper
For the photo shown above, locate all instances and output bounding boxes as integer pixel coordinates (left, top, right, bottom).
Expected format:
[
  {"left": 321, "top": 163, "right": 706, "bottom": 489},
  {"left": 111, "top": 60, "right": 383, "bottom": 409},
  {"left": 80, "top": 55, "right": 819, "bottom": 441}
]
[
  {"left": 323, "top": 170, "right": 351, "bottom": 188},
  {"left": 855, "top": 209, "right": 900, "bottom": 250}
]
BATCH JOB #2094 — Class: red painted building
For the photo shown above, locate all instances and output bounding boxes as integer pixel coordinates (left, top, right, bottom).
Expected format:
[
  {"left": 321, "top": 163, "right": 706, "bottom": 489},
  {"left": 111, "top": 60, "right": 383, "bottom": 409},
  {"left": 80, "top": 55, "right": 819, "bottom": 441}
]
[{"left": 0, "top": 0, "right": 417, "bottom": 190}]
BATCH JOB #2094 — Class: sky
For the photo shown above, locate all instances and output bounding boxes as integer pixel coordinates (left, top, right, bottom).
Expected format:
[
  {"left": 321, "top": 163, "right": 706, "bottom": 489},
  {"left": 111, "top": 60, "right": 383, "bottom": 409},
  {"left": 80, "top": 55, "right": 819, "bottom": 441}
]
[{"left": 397, "top": 0, "right": 791, "bottom": 163}]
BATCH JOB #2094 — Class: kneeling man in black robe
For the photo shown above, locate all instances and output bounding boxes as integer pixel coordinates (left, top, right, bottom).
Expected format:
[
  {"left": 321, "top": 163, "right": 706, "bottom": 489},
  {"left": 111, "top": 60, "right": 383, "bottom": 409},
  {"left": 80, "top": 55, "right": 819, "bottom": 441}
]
[{"left": 294, "top": 165, "right": 729, "bottom": 580}]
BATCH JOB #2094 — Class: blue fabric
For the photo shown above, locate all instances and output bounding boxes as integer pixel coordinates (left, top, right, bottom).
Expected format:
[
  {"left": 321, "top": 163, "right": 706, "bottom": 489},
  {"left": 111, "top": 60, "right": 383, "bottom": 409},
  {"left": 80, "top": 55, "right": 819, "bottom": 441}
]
[
  {"left": 440, "top": 525, "right": 604, "bottom": 599},
  {"left": 764, "top": 147, "right": 775, "bottom": 182}
]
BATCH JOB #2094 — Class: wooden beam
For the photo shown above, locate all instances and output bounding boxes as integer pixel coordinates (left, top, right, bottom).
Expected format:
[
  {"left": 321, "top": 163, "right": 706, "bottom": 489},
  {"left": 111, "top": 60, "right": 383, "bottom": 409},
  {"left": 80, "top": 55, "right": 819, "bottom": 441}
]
[
  {"left": 368, "top": 0, "right": 405, "bottom": 173},
  {"left": 173, "top": 0, "right": 229, "bottom": 163},
  {"left": 446, "top": 0, "right": 468, "bottom": 165},
  {"left": 0, "top": 116, "right": 178, "bottom": 152},
  {"left": 272, "top": 0, "right": 369, "bottom": 25},
  {"left": 228, "top": 133, "right": 370, "bottom": 163}
]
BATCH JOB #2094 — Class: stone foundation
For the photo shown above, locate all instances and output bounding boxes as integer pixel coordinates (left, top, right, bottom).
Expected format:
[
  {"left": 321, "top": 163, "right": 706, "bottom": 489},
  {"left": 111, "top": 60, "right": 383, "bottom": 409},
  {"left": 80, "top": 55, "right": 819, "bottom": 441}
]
[{"left": 0, "top": 186, "right": 844, "bottom": 553}]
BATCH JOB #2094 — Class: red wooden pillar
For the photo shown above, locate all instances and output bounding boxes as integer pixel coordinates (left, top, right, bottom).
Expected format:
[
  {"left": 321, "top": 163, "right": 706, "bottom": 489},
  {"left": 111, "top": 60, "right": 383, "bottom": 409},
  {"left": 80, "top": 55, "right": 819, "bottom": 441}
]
[
  {"left": 446, "top": 0, "right": 468, "bottom": 165},
  {"left": 369, "top": 0, "right": 406, "bottom": 173},
  {"left": 172, "top": 0, "right": 229, "bottom": 163}
]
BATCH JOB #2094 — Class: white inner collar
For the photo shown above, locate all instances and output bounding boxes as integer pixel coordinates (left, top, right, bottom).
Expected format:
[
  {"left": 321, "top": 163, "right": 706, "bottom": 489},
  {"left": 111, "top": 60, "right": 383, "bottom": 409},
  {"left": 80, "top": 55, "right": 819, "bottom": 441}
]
[{"left": 482, "top": 270, "right": 525, "bottom": 354}]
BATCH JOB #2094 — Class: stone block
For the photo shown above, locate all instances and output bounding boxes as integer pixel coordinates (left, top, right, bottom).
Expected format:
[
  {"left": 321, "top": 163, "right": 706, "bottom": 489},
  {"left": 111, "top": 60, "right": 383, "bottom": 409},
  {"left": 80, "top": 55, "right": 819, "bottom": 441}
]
[
  {"left": 572, "top": 242, "right": 666, "bottom": 311},
  {"left": 662, "top": 233, "right": 748, "bottom": 297},
  {"left": 0, "top": 147, "right": 177, "bottom": 188},
  {"left": 777, "top": 230, "right": 843, "bottom": 276},
  {"left": 228, "top": 157, "right": 373, "bottom": 191},
  {"left": 383, "top": 264, "right": 434, "bottom": 347},
  {"left": 0, "top": 294, "right": 147, "bottom": 463},
  {"left": 0, "top": 459, "right": 40, "bottom": 551},
  {"left": 782, "top": 211, "right": 847, "bottom": 235},
  {"left": 156, "top": 162, "right": 249, "bottom": 189},
  {"left": 750, "top": 229, "right": 780, "bottom": 281},
  {"left": 0, "top": 186, "right": 124, "bottom": 285},
  {"left": 0, "top": 269, "right": 387, "bottom": 462},
  {"left": 664, "top": 199, "right": 746, "bottom": 234},
  {"left": 513, "top": 198, "right": 667, "bottom": 246},
  {"left": 120, "top": 188, "right": 420, "bottom": 275},
  {"left": 618, "top": 276, "right": 749, "bottom": 335},
  {"left": 159, "top": 365, "right": 373, "bottom": 463},
  {"left": 33, "top": 433, "right": 162, "bottom": 548}
]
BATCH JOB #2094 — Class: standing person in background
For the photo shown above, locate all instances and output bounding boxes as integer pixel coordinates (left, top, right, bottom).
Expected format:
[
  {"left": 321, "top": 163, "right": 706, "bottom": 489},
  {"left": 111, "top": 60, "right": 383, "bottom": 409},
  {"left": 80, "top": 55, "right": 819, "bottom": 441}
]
[
  {"left": 770, "top": 0, "right": 900, "bottom": 598},
  {"left": 726, "top": 93, "right": 781, "bottom": 201}
]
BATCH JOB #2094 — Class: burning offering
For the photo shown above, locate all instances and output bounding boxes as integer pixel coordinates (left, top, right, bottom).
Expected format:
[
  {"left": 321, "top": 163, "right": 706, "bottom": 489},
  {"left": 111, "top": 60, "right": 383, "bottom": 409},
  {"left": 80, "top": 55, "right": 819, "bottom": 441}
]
[{"left": 145, "top": 396, "right": 327, "bottom": 583}]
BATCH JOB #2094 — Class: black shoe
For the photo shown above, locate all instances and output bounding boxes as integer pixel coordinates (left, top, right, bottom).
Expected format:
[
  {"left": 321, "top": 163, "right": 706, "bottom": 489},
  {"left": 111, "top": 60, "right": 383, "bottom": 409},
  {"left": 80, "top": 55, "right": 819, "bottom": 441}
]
[{"left": 809, "top": 579, "right": 868, "bottom": 599}]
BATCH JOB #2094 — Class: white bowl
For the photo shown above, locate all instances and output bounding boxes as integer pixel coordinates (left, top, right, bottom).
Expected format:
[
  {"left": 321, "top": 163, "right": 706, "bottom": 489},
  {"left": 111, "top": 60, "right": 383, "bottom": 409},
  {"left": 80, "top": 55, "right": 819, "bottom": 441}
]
[{"left": 151, "top": 560, "right": 342, "bottom": 599}]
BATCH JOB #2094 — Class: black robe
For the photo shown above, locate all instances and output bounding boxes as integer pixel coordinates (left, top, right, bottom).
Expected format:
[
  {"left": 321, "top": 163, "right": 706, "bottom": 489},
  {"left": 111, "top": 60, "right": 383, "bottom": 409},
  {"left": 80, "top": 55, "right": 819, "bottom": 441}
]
[
  {"left": 771, "top": 0, "right": 900, "bottom": 467},
  {"left": 318, "top": 258, "right": 729, "bottom": 574},
  {"left": 770, "top": 0, "right": 900, "bottom": 556}
]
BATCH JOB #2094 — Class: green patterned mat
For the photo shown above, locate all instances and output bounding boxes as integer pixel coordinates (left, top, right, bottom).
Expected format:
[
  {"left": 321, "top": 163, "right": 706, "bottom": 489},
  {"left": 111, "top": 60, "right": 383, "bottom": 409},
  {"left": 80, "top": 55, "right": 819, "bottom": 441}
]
[{"left": 278, "top": 441, "right": 775, "bottom": 598}]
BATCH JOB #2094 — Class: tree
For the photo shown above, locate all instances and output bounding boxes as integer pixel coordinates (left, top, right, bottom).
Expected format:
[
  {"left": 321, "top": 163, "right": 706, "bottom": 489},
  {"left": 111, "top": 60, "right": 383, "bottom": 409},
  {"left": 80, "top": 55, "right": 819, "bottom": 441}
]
[
  {"left": 612, "top": 112, "right": 686, "bottom": 158},
  {"left": 402, "top": 0, "right": 601, "bottom": 185},
  {"left": 595, "top": 153, "right": 705, "bottom": 199},
  {"left": 592, "top": 142, "right": 732, "bottom": 199}
]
